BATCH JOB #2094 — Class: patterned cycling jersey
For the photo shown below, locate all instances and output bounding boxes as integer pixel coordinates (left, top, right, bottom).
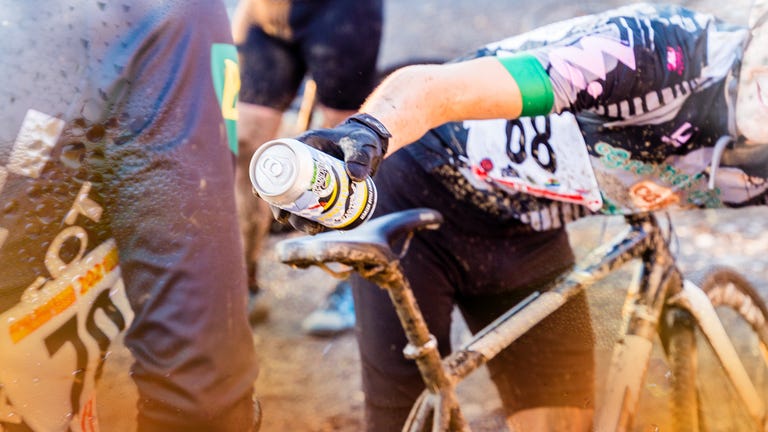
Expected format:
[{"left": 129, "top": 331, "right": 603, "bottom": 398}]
[
  {"left": 406, "top": 3, "right": 767, "bottom": 231},
  {"left": 0, "top": 2, "right": 253, "bottom": 431}
]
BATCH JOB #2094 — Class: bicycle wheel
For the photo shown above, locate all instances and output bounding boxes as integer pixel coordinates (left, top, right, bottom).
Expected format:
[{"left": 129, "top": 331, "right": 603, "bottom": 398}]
[{"left": 684, "top": 267, "right": 768, "bottom": 432}]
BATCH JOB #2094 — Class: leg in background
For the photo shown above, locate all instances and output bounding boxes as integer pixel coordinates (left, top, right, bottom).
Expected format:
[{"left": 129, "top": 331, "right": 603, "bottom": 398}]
[
  {"left": 235, "top": 23, "right": 302, "bottom": 302},
  {"left": 235, "top": 102, "right": 282, "bottom": 297},
  {"left": 297, "top": 0, "right": 383, "bottom": 336}
]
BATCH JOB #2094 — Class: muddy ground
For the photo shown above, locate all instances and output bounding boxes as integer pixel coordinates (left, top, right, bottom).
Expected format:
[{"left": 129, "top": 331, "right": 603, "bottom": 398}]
[
  {"left": 98, "top": 207, "right": 768, "bottom": 431},
  {"left": 95, "top": 0, "right": 767, "bottom": 431}
]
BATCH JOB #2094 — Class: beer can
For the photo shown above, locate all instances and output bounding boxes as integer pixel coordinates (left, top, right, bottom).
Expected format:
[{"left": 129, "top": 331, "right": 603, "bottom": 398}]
[{"left": 249, "top": 138, "right": 377, "bottom": 229}]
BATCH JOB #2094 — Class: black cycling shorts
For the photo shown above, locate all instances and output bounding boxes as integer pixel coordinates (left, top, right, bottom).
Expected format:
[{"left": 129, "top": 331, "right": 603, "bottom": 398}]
[
  {"left": 353, "top": 148, "right": 595, "bottom": 430},
  {"left": 238, "top": 0, "right": 383, "bottom": 111}
]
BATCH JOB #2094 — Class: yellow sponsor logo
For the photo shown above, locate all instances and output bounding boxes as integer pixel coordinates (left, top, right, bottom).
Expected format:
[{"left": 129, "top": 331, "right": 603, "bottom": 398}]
[
  {"left": 79, "top": 247, "right": 118, "bottom": 295},
  {"left": 221, "top": 58, "right": 240, "bottom": 122},
  {"left": 211, "top": 43, "right": 241, "bottom": 154}
]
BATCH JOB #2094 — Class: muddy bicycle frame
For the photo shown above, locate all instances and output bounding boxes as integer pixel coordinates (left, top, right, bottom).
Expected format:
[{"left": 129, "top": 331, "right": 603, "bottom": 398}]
[{"left": 276, "top": 208, "right": 765, "bottom": 431}]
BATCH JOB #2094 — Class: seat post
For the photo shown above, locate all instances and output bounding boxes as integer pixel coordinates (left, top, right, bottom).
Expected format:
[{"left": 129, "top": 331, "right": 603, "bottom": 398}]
[{"left": 369, "top": 261, "right": 458, "bottom": 396}]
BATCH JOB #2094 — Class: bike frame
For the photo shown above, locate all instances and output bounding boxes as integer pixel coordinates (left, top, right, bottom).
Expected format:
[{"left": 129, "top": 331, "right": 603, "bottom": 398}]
[{"left": 355, "top": 212, "right": 765, "bottom": 431}]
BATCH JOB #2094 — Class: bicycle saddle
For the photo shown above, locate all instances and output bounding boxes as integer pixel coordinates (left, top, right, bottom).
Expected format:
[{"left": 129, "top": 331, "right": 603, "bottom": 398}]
[{"left": 276, "top": 208, "right": 443, "bottom": 269}]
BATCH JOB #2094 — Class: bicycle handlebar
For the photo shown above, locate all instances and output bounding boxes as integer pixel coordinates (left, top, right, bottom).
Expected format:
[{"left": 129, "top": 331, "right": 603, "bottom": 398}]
[{"left": 276, "top": 208, "right": 443, "bottom": 269}]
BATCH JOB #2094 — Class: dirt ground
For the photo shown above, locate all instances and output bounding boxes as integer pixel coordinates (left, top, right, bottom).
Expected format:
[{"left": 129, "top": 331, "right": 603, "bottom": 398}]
[
  {"left": 94, "top": 0, "right": 768, "bottom": 431},
  {"left": 97, "top": 207, "right": 768, "bottom": 432}
]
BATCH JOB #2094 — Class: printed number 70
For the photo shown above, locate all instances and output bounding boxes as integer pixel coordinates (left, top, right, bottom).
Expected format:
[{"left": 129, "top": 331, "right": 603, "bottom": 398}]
[{"left": 44, "top": 290, "right": 127, "bottom": 417}]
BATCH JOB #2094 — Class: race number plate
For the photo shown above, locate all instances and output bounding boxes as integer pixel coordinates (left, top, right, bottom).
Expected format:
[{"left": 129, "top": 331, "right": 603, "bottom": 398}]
[
  {"left": 464, "top": 112, "right": 603, "bottom": 211},
  {"left": 0, "top": 239, "right": 133, "bottom": 432}
]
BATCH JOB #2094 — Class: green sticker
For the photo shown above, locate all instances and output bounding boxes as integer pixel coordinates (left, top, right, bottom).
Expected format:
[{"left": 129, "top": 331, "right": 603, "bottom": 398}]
[
  {"left": 211, "top": 43, "right": 240, "bottom": 155},
  {"left": 496, "top": 54, "right": 554, "bottom": 117}
]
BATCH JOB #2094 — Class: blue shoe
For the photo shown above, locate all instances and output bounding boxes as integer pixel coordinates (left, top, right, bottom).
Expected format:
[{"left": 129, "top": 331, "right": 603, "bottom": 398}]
[{"left": 302, "top": 281, "right": 355, "bottom": 337}]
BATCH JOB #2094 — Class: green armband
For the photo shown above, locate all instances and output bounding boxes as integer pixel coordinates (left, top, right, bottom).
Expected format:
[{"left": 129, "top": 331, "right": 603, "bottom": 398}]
[{"left": 496, "top": 53, "right": 554, "bottom": 117}]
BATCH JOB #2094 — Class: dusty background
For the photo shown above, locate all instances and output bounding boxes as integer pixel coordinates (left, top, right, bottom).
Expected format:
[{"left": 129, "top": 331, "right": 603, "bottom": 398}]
[{"left": 96, "top": 1, "right": 768, "bottom": 431}]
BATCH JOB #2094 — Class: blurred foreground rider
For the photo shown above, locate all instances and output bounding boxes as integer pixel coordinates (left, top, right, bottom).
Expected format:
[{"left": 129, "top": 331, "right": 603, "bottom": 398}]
[{"left": 0, "top": 1, "right": 259, "bottom": 431}]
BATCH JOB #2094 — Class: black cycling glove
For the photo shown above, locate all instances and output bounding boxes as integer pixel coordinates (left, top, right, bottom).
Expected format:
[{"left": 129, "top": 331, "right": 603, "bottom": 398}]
[
  {"left": 269, "top": 113, "right": 391, "bottom": 234},
  {"left": 299, "top": 113, "right": 391, "bottom": 181}
]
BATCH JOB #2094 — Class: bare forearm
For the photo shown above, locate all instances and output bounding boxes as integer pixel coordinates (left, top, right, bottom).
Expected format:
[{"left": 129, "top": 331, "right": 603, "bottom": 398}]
[{"left": 360, "top": 57, "right": 525, "bottom": 155}]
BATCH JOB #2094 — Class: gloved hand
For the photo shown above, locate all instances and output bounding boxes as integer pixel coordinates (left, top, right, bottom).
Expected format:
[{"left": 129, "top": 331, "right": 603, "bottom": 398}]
[{"left": 270, "top": 113, "right": 391, "bottom": 235}]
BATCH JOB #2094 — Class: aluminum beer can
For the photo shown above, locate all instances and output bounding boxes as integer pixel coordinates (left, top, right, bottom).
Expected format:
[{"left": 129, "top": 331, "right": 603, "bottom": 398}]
[{"left": 249, "top": 138, "right": 377, "bottom": 229}]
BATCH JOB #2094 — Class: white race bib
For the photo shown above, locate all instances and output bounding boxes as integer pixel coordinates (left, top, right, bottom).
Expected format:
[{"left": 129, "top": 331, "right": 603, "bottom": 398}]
[
  {"left": 464, "top": 112, "right": 603, "bottom": 211},
  {"left": 0, "top": 239, "right": 133, "bottom": 432}
]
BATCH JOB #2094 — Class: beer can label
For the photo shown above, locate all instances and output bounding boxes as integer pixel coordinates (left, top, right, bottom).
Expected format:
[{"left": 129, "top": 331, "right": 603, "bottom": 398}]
[{"left": 250, "top": 139, "right": 377, "bottom": 229}]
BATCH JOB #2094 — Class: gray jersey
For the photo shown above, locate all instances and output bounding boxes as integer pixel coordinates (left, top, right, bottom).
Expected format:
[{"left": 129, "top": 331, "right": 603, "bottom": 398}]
[{"left": 407, "top": 3, "right": 765, "bottom": 231}]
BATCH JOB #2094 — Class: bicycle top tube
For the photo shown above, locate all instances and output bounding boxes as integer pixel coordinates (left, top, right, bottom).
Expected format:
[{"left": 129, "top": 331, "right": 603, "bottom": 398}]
[{"left": 276, "top": 208, "right": 443, "bottom": 269}]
